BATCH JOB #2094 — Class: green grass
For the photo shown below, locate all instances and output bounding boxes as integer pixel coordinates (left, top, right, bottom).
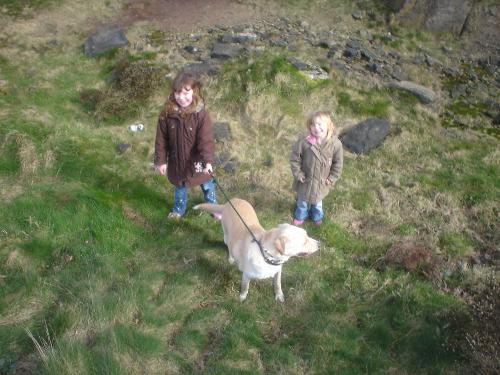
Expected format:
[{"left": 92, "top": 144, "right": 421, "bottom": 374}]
[
  {"left": 215, "top": 54, "right": 332, "bottom": 116},
  {"left": 1, "top": 1, "right": 499, "bottom": 374},
  {"left": 0, "top": 0, "right": 61, "bottom": 16},
  {"left": 337, "top": 89, "right": 391, "bottom": 117}
]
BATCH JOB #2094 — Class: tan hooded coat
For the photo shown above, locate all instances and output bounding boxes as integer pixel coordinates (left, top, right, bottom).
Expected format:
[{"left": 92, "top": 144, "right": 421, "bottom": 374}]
[{"left": 290, "top": 132, "right": 343, "bottom": 204}]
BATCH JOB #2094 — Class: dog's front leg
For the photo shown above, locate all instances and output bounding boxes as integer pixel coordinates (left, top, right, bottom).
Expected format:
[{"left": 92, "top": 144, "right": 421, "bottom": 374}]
[
  {"left": 239, "top": 274, "right": 251, "bottom": 302},
  {"left": 273, "top": 269, "right": 284, "bottom": 303}
]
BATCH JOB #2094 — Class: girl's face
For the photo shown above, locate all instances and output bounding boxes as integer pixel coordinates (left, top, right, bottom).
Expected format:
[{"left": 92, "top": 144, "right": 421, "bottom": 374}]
[
  {"left": 174, "top": 85, "right": 194, "bottom": 108},
  {"left": 310, "top": 117, "right": 328, "bottom": 140}
]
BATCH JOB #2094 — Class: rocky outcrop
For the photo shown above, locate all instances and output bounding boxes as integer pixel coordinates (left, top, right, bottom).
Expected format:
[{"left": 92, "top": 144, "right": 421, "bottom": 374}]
[
  {"left": 385, "top": 0, "right": 472, "bottom": 35},
  {"left": 386, "top": 0, "right": 499, "bottom": 57},
  {"left": 84, "top": 27, "right": 129, "bottom": 57}
]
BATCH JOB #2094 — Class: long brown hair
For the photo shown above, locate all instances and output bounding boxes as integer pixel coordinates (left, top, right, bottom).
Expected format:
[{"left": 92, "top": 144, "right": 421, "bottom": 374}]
[{"left": 165, "top": 71, "right": 204, "bottom": 115}]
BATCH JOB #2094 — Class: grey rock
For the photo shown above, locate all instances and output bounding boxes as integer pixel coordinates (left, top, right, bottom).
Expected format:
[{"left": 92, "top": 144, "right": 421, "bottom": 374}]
[
  {"left": 210, "top": 43, "right": 244, "bottom": 59},
  {"left": 442, "top": 45, "right": 453, "bottom": 53},
  {"left": 288, "top": 57, "right": 309, "bottom": 70},
  {"left": 346, "top": 40, "right": 362, "bottom": 50},
  {"left": 270, "top": 38, "right": 288, "bottom": 47},
  {"left": 317, "top": 39, "right": 337, "bottom": 49},
  {"left": 412, "top": 55, "right": 425, "bottom": 65},
  {"left": 387, "top": 0, "right": 472, "bottom": 36},
  {"left": 352, "top": 11, "right": 364, "bottom": 20},
  {"left": 223, "top": 161, "right": 239, "bottom": 174},
  {"left": 184, "top": 45, "right": 201, "bottom": 54},
  {"left": 288, "top": 57, "right": 329, "bottom": 80},
  {"left": 340, "top": 118, "right": 391, "bottom": 154},
  {"left": 304, "top": 69, "right": 329, "bottom": 80},
  {"left": 116, "top": 143, "right": 131, "bottom": 154},
  {"left": 358, "top": 29, "right": 373, "bottom": 42},
  {"left": 344, "top": 40, "right": 362, "bottom": 60},
  {"left": 450, "top": 84, "right": 467, "bottom": 99},
  {"left": 424, "top": 0, "right": 472, "bottom": 35},
  {"left": 330, "top": 60, "right": 349, "bottom": 73},
  {"left": 390, "top": 67, "right": 408, "bottom": 81},
  {"left": 221, "top": 32, "right": 258, "bottom": 44},
  {"left": 485, "top": 111, "right": 500, "bottom": 125},
  {"left": 389, "top": 80, "right": 437, "bottom": 104},
  {"left": 343, "top": 47, "right": 360, "bottom": 59},
  {"left": 214, "top": 153, "right": 239, "bottom": 174},
  {"left": 182, "top": 62, "right": 219, "bottom": 77},
  {"left": 84, "top": 27, "right": 129, "bottom": 57},
  {"left": 327, "top": 46, "right": 342, "bottom": 59},
  {"left": 425, "top": 54, "right": 443, "bottom": 67},
  {"left": 443, "top": 66, "right": 460, "bottom": 77},
  {"left": 368, "top": 63, "right": 383, "bottom": 74},
  {"left": 214, "top": 152, "right": 231, "bottom": 166},
  {"left": 361, "top": 49, "right": 377, "bottom": 62},
  {"left": 213, "top": 122, "right": 231, "bottom": 141}
]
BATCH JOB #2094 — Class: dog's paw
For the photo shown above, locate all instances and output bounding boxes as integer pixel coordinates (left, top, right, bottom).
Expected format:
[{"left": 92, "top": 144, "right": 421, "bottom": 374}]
[
  {"left": 275, "top": 293, "right": 285, "bottom": 303},
  {"left": 239, "top": 292, "right": 248, "bottom": 302},
  {"left": 228, "top": 256, "right": 235, "bottom": 265}
]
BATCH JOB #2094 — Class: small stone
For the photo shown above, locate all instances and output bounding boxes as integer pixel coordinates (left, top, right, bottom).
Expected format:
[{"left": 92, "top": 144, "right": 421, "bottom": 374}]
[
  {"left": 184, "top": 45, "right": 201, "bottom": 54},
  {"left": 352, "top": 11, "right": 363, "bottom": 20},
  {"left": 213, "top": 122, "right": 231, "bottom": 141},
  {"left": 116, "top": 143, "right": 131, "bottom": 154},
  {"left": 210, "top": 43, "right": 244, "bottom": 59},
  {"left": 389, "top": 80, "right": 437, "bottom": 104}
]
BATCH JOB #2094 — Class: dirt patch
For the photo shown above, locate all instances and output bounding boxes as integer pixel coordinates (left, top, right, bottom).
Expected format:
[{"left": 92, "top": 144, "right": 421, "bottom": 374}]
[
  {"left": 115, "top": 0, "right": 275, "bottom": 33},
  {"left": 383, "top": 238, "right": 442, "bottom": 280}
]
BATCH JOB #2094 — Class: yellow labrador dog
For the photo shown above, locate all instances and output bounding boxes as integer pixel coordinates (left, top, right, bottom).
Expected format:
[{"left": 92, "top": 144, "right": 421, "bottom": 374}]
[{"left": 194, "top": 198, "right": 319, "bottom": 302}]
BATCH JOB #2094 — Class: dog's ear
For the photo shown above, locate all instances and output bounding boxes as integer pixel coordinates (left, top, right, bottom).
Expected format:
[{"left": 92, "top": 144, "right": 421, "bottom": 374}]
[{"left": 274, "top": 235, "right": 288, "bottom": 254}]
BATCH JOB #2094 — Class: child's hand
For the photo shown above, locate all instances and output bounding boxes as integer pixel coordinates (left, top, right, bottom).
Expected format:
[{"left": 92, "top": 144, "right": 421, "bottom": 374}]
[
  {"left": 157, "top": 164, "right": 167, "bottom": 175},
  {"left": 299, "top": 176, "right": 306, "bottom": 183},
  {"left": 325, "top": 177, "right": 334, "bottom": 186},
  {"left": 203, "top": 163, "right": 213, "bottom": 174}
]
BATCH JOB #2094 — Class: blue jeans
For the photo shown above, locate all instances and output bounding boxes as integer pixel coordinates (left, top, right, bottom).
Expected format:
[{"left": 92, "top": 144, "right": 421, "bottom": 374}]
[
  {"left": 172, "top": 178, "right": 217, "bottom": 215},
  {"left": 294, "top": 199, "right": 323, "bottom": 222}
]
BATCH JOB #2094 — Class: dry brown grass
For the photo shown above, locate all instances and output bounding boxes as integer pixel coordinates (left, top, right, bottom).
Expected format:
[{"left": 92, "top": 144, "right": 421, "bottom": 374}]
[
  {"left": 5, "top": 247, "right": 34, "bottom": 271},
  {"left": 0, "top": 130, "right": 58, "bottom": 202},
  {"left": 0, "top": 293, "right": 45, "bottom": 326},
  {"left": 0, "top": 0, "right": 125, "bottom": 62},
  {"left": 0, "top": 176, "right": 25, "bottom": 201},
  {"left": 1, "top": 130, "right": 39, "bottom": 176}
]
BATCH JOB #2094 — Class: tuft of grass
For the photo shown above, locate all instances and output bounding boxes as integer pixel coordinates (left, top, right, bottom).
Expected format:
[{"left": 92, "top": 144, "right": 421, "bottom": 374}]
[
  {"left": 337, "top": 89, "right": 391, "bottom": 117},
  {"left": 0, "top": 0, "right": 60, "bottom": 16},
  {"left": 439, "top": 231, "right": 474, "bottom": 257},
  {"left": 78, "top": 52, "right": 168, "bottom": 124}
]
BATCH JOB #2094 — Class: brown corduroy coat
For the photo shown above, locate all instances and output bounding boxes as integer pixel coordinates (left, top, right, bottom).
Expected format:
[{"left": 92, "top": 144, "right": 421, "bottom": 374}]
[{"left": 154, "top": 102, "right": 214, "bottom": 187}]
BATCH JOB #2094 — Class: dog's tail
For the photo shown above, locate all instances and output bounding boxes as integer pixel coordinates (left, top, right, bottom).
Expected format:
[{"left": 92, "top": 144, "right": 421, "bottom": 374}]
[{"left": 193, "top": 203, "right": 224, "bottom": 215}]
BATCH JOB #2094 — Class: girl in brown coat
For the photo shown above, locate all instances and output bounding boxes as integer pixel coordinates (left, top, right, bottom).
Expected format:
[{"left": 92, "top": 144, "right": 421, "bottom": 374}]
[
  {"left": 154, "top": 72, "right": 220, "bottom": 219},
  {"left": 290, "top": 111, "right": 343, "bottom": 225}
]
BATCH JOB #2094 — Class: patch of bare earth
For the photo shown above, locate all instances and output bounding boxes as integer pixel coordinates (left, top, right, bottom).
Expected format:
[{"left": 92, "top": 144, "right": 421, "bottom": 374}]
[{"left": 115, "top": 0, "right": 276, "bottom": 33}]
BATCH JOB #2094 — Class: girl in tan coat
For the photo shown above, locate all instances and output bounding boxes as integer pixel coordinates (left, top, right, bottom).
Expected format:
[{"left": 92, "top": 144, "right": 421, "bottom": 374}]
[{"left": 290, "top": 111, "right": 343, "bottom": 225}]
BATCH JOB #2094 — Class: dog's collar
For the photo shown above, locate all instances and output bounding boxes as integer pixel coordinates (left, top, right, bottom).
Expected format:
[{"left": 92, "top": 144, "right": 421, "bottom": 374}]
[{"left": 252, "top": 239, "right": 284, "bottom": 266}]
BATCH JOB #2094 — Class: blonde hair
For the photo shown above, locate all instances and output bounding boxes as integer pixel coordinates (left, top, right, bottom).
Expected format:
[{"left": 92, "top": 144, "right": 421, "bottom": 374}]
[{"left": 306, "top": 111, "right": 335, "bottom": 140}]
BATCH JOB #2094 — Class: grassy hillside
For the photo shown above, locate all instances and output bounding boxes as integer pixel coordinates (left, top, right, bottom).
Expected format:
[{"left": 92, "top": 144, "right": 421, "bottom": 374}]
[{"left": 0, "top": 1, "right": 498, "bottom": 374}]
